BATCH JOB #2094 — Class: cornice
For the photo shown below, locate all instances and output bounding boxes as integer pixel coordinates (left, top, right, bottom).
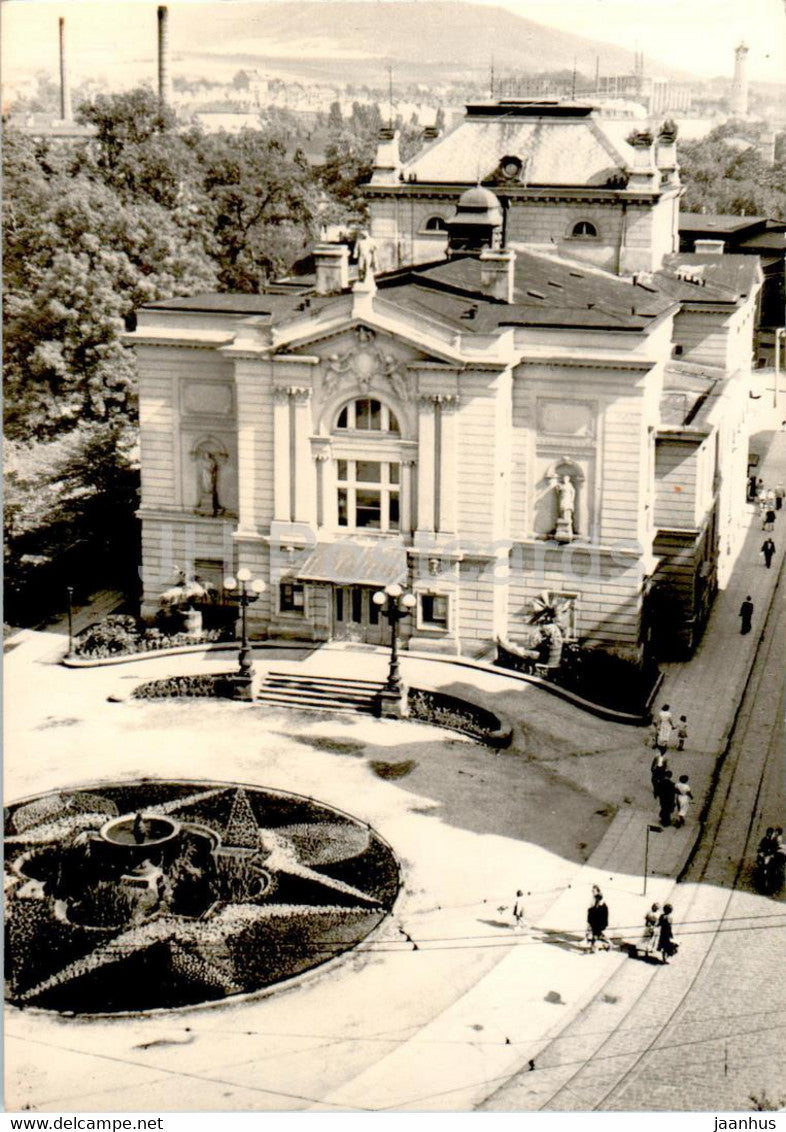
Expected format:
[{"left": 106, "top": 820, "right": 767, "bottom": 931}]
[{"left": 517, "top": 354, "right": 656, "bottom": 372}]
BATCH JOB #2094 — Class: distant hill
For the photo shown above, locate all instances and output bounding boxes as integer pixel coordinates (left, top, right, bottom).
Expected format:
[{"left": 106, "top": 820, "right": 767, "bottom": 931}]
[{"left": 181, "top": 1, "right": 692, "bottom": 84}]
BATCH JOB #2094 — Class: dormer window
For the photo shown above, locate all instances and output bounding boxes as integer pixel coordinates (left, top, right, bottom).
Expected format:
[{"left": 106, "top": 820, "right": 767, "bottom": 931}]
[
  {"left": 423, "top": 215, "right": 448, "bottom": 232},
  {"left": 335, "top": 398, "right": 400, "bottom": 435},
  {"left": 571, "top": 221, "right": 598, "bottom": 239}
]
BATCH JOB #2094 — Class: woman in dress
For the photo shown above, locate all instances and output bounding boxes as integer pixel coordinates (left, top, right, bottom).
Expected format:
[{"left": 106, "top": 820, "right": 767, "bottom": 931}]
[
  {"left": 655, "top": 704, "right": 673, "bottom": 756},
  {"left": 639, "top": 902, "right": 660, "bottom": 958},
  {"left": 656, "top": 903, "right": 677, "bottom": 964},
  {"left": 674, "top": 774, "right": 693, "bottom": 828}
]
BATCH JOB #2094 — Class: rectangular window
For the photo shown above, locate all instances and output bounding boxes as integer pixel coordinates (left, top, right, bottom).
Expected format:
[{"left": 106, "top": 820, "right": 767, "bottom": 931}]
[
  {"left": 351, "top": 588, "right": 363, "bottom": 623},
  {"left": 356, "top": 460, "right": 381, "bottom": 483},
  {"left": 388, "top": 494, "right": 400, "bottom": 531},
  {"left": 355, "top": 490, "right": 382, "bottom": 529},
  {"left": 334, "top": 461, "right": 401, "bottom": 532},
  {"left": 421, "top": 594, "right": 448, "bottom": 628},
  {"left": 335, "top": 588, "right": 344, "bottom": 621},
  {"left": 280, "top": 582, "right": 305, "bottom": 613}
]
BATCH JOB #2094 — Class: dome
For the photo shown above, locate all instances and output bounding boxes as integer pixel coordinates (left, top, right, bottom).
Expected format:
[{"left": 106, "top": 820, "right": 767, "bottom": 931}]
[{"left": 457, "top": 185, "right": 502, "bottom": 211}]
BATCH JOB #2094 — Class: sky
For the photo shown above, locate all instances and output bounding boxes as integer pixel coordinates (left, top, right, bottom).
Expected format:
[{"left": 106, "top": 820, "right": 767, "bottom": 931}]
[{"left": 2, "top": 0, "right": 785, "bottom": 88}]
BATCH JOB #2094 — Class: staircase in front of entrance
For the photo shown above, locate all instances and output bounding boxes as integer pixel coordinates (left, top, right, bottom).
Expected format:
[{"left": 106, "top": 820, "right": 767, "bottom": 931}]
[{"left": 255, "top": 670, "right": 386, "bottom": 715}]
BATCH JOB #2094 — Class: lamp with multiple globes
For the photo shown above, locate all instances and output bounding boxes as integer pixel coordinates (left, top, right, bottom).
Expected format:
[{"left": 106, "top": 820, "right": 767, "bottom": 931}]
[
  {"left": 373, "top": 583, "right": 417, "bottom": 698},
  {"left": 224, "top": 567, "right": 267, "bottom": 680}
]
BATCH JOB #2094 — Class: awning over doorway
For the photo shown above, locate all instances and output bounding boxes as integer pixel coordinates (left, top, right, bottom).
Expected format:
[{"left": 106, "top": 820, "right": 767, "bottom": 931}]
[{"left": 296, "top": 540, "right": 407, "bottom": 588}]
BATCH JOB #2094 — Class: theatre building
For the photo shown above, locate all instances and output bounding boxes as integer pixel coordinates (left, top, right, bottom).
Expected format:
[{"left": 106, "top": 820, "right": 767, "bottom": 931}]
[{"left": 130, "top": 101, "right": 760, "bottom": 659}]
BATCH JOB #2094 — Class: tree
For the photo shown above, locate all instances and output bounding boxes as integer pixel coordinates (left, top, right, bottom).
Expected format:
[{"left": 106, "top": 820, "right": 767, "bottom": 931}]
[
  {"left": 3, "top": 145, "right": 217, "bottom": 439},
  {"left": 194, "top": 129, "right": 316, "bottom": 291}
]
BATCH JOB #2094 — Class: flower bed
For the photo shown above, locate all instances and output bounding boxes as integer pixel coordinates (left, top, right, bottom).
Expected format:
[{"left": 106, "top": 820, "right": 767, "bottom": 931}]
[
  {"left": 407, "top": 688, "right": 512, "bottom": 748},
  {"left": 74, "top": 614, "right": 232, "bottom": 659},
  {"left": 495, "top": 639, "right": 659, "bottom": 716},
  {"left": 131, "top": 673, "right": 236, "bottom": 699}
]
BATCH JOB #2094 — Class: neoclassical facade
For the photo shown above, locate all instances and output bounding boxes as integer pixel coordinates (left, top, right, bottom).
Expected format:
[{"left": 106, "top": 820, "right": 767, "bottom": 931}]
[{"left": 131, "top": 101, "right": 761, "bottom": 659}]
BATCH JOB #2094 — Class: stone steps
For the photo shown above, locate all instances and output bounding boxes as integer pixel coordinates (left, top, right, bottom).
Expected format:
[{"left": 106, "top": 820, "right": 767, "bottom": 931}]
[{"left": 255, "top": 670, "right": 386, "bottom": 715}]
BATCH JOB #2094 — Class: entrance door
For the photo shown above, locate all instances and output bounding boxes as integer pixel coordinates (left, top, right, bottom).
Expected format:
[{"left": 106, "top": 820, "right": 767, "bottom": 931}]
[{"left": 333, "top": 586, "right": 386, "bottom": 645}]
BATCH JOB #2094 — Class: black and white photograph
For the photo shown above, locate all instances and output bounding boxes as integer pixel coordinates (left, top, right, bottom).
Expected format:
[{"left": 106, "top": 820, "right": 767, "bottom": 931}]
[{"left": 3, "top": 0, "right": 785, "bottom": 1119}]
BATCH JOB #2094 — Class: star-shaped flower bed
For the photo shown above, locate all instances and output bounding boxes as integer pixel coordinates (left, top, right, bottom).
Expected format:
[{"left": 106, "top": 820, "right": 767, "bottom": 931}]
[{"left": 4, "top": 780, "right": 399, "bottom": 1015}]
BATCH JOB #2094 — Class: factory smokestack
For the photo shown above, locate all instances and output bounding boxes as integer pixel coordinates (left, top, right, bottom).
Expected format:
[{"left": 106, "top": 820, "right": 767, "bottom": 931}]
[
  {"left": 157, "top": 6, "right": 172, "bottom": 110},
  {"left": 59, "top": 17, "right": 72, "bottom": 121}
]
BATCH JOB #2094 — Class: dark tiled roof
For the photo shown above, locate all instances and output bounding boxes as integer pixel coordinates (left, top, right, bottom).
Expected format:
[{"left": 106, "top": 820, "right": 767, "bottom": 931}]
[
  {"left": 678, "top": 213, "right": 766, "bottom": 236},
  {"left": 381, "top": 250, "right": 675, "bottom": 330},
  {"left": 659, "top": 254, "right": 762, "bottom": 299}
]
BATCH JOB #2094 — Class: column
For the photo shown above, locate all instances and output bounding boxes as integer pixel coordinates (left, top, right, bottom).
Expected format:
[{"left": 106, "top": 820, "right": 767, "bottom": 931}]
[
  {"left": 437, "top": 394, "right": 460, "bottom": 534},
  {"left": 292, "top": 387, "right": 314, "bottom": 524},
  {"left": 272, "top": 386, "right": 291, "bottom": 522},
  {"left": 416, "top": 396, "right": 436, "bottom": 532},
  {"left": 401, "top": 458, "right": 417, "bottom": 536}
]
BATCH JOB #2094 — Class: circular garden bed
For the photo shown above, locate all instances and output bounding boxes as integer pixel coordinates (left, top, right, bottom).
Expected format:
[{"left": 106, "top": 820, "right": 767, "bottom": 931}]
[{"left": 5, "top": 780, "right": 399, "bottom": 1015}]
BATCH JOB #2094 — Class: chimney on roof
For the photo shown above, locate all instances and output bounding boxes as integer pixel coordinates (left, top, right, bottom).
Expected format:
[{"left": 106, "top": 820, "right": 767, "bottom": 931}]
[
  {"left": 695, "top": 239, "right": 725, "bottom": 255},
  {"left": 313, "top": 243, "right": 350, "bottom": 295},
  {"left": 369, "top": 127, "right": 401, "bottom": 187},
  {"left": 157, "top": 6, "right": 173, "bottom": 110},
  {"left": 626, "top": 129, "right": 660, "bottom": 191},
  {"left": 656, "top": 120, "right": 679, "bottom": 185},
  {"left": 58, "top": 18, "right": 72, "bottom": 121},
  {"left": 479, "top": 248, "right": 516, "bottom": 303}
]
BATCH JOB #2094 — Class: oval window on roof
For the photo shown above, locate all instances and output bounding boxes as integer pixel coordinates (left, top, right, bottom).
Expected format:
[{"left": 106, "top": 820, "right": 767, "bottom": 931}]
[
  {"left": 499, "top": 155, "right": 523, "bottom": 180},
  {"left": 571, "top": 220, "right": 598, "bottom": 238},
  {"left": 335, "top": 398, "right": 400, "bottom": 435}
]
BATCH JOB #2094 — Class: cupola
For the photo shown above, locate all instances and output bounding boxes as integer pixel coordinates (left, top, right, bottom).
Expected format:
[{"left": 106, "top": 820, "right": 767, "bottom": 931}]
[{"left": 447, "top": 185, "right": 504, "bottom": 256}]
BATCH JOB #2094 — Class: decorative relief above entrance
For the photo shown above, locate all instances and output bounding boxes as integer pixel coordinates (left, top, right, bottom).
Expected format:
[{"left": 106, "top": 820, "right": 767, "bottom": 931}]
[{"left": 322, "top": 326, "right": 414, "bottom": 402}]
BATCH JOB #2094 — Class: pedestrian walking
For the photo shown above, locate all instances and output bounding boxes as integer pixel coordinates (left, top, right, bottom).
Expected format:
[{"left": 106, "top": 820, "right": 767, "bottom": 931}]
[
  {"left": 654, "top": 703, "right": 673, "bottom": 755},
  {"left": 673, "top": 774, "right": 693, "bottom": 828},
  {"left": 775, "top": 483, "right": 785, "bottom": 511},
  {"left": 586, "top": 889, "right": 611, "bottom": 952},
  {"left": 656, "top": 903, "right": 677, "bottom": 964},
  {"left": 658, "top": 769, "right": 677, "bottom": 827},
  {"left": 759, "top": 500, "right": 769, "bottom": 529},
  {"left": 764, "top": 508, "right": 776, "bottom": 532},
  {"left": 762, "top": 538, "right": 776, "bottom": 568},
  {"left": 651, "top": 751, "right": 669, "bottom": 799},
  {"left": 676, "top": 716, "right": 688, "bottom": 751},
  {"left": 748, "top": 473, "right": 758, "bottom": 502},
  {"left": 638, "top": 902, "right": 660, "bottom": 958},
  {"left": 739, "top": 595, "right": 754, "bottom": 634},
  {"left": 512, "top": 889, "right": 526, "bottom": 931}
]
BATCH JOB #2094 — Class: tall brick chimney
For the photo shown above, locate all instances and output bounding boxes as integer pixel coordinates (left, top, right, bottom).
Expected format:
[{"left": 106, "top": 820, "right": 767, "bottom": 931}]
[
  {"left": 157, "top": 6, "right": 172, "bottom": 110},
  {"left": 58, "top": 17, "right": 72, "bottom": 121}
]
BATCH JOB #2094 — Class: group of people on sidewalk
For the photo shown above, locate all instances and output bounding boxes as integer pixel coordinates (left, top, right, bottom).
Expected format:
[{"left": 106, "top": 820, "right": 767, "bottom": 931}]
[
  {"left": 584, "top": 886, "right": 677, "bottom": 965},
  {"left": 650, "top": 704, "right": 693, "bottom": 828}
]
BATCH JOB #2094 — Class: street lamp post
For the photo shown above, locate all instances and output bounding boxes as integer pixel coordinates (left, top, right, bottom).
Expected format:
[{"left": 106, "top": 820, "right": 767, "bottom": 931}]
[
  {"left": 223, "top": 567, "right": 266, "bottom": 698},
  {"left": 373, "top": 583, "right": 416, "bottom": 717},
  {"left": 66, "top": 586, "right": 74, "bottom": 658}
]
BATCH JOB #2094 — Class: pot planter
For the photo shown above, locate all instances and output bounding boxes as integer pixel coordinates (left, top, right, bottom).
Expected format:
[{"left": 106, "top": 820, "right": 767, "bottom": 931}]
[{"left": 181, "top": 607, "right": 203, "bottom": 638}]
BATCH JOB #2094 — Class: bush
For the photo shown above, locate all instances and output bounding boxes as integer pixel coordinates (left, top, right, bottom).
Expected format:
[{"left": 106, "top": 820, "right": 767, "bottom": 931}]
[
  {"left": 408, "top": 688, "right": 512, "bottom": 747},
  {"left": 495, "top": 639, "right": 658, "bottom": 714},
  {"left": 554, "top": 644, "right": 658, "bottom": 713},
  {"left": 73, "top": 614, "right": 232, "bottom": 658},
  {"left": 131, "top": 673, "right": 235, "bottom": 699},
  {"left": 74, "top": 614, "right": 140, "bottom": 656}
]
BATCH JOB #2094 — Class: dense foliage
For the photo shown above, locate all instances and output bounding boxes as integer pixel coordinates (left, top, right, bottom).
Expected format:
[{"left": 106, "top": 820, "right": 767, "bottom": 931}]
[{"left": 678, "top": 122, "right": 786, "bottom": 220}]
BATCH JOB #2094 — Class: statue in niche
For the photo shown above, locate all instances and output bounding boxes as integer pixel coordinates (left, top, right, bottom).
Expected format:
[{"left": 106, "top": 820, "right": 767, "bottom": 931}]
[
  {"left": 382, "top": 354, "right": 412, "bottom": 402},
  {"left": 194, "top": 442, "right": 228, "bottom": 516},
  {"left": 552, "top": 473, "right": 577, "bottom": 543}
]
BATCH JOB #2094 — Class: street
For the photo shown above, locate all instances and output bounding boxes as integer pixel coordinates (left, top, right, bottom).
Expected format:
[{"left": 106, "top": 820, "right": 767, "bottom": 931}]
[{"left": 484, "top": 556, "right": 786, "bottom": 1112}]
